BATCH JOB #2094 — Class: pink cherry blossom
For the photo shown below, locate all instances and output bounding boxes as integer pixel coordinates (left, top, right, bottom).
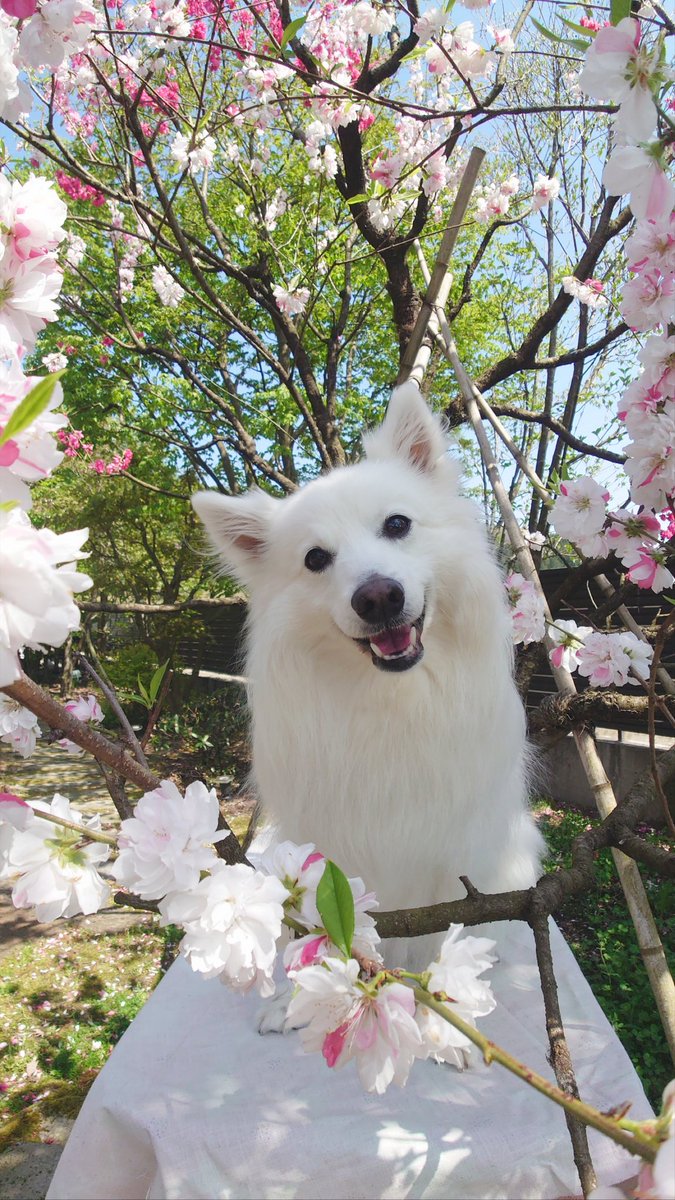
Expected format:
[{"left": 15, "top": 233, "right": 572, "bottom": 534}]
[
  {"left": 621, "top": 547, "right": 674, "bottom": 593},
  {"left": 504, "top": 572, "right": 546, "bottom": 645},
  {"left": 562, "top": 276, "right": 607, "bottom": 309},
  {"left": 532, "top": 174, "right": 560, "bottom": 211},
  {"left": 547, "top": 620, "right": 593, "bottom": 673},
  {"left": 577, "top": 18, "right": 658, "bottom": 143},
  {"left": 287, "top": 957, "right": 423, "bottom": 1094},
  {"left": 273, "top": 285, "right": 310, "bottom": 317},
  {"left": 620, "top": 271, "right": 674, "bottom": 334},
  {"left": 603, "top": 147, "right": 675, "bottom": 222}
]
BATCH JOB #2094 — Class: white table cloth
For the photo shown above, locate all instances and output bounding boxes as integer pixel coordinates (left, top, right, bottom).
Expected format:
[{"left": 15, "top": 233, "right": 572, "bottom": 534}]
[{"left": 47, "top": 921, "right": 653, "bottom": 1200}]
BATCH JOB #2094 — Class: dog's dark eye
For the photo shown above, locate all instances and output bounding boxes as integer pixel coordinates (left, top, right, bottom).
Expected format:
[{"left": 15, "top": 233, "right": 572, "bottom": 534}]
[
  {"left": 382, "top": 514, "right": 411, "bottom": 540},
  {"left": 304, "top": 547, "right": 333, "bottom": 573}
]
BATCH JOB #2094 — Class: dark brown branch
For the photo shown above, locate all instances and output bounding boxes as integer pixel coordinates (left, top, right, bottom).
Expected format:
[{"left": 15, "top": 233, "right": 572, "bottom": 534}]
[
  {"left": 528, "top": 691, "right": 672, "bottom": 735},
  {"left": 530, "top": 911, "right": 596, "bottom": 1196},
  {"left": 0, "top": 675, "right": 247, "bottom": 865},
  {"left": 488, "top": 404, "right": 625, "bottom": 465}
]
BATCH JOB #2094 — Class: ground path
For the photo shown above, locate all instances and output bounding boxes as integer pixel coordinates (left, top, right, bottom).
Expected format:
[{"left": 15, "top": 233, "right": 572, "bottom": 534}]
[{"left": 0, "top": 742, "right": 152, "bottom": 1198}]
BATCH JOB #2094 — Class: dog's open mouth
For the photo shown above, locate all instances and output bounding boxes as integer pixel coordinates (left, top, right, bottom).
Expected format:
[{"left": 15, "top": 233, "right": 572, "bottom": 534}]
[{"left": 355, "top": 612, "right": 425, "bottom": 672}]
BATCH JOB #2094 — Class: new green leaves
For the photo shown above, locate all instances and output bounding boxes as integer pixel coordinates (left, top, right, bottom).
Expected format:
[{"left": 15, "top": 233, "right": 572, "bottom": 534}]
[{"left": 316, "top": 860, "right": 355, "bottom": 958}]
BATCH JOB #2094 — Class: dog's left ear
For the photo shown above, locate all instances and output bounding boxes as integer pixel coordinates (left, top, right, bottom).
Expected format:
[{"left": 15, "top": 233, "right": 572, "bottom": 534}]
[{"left": 364, "top": 380, "right": 447, "bottom": 472}]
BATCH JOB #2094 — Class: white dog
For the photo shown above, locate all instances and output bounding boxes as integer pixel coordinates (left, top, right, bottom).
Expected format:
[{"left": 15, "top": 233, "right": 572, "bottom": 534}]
[{"left": 192, "top": 382, "right": 543, "bottom": 971}]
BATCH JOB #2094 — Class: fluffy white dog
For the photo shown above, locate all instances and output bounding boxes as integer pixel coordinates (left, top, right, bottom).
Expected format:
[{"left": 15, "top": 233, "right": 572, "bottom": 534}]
[{"left": 192, "top": 382, "right": 543, "bottom": 970}]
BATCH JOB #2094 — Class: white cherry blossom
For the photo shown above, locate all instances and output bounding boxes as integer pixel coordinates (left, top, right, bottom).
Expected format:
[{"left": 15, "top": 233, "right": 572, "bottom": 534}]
[
  {"left": 2, "top": 793, "right": 111, "bottom": 922},
  {"left": 415, "top": 925, "right": 496, "bottom": 1067},
  {"left": 160, "top": 860, "right": 288, "bottom": 994},
  {"left": 112, "top": 778, "right": 228, "bottom": 899},
  {"left": 0, "top": 693, "right": 41, "bottom": 757}
]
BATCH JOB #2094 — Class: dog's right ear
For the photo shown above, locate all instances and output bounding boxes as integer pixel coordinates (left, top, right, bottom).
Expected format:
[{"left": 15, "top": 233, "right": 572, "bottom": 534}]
[
  {"left": 191, "top": 489, "right": 278, "bottom": 584},
  {"left": 363, "top": 380, "right": 447, "bottom": 472}
]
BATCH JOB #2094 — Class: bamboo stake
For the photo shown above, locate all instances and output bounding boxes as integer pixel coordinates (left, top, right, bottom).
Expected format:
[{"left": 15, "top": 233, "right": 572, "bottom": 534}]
[{"left": 412, "top": 255, "right": 675, "bottom": 1065}]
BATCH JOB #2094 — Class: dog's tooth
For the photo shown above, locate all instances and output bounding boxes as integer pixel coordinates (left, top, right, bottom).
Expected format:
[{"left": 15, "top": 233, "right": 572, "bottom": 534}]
[
  {"left": 370, "top": 642, "right": 385, "bottom": 658},
  {"left": 410, "top": 625, "right": 418, "bottom": 646}
]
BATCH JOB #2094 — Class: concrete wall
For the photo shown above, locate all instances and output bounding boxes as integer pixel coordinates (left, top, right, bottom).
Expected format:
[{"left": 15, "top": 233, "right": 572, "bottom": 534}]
[{"left": 537, "top": 732, "right": 674, "bottom": 824}]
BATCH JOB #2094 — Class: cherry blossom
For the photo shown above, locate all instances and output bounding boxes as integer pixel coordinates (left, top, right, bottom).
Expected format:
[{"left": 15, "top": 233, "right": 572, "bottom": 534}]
[
  {"left": 18, "top": 0, "right": 97, "bottom": 70},
  {"left": 170, "top": 131, "right": 216, "bottom": 174},
  {"left": 273, "top": 285, "right": 310, "bottom": 317},
  {"left": 0, "top": 693, "right": 41, "bottom": 757},
  {"left": 0, "top": 252, "right": 64, "bottom": 356},
  {"left": 532, "top": 175, "right": 560, "bottom": 211},
  {"left": 577, "top": 631, "right": 653, "bottom": 688},
  {"left": 1, "top": 793, "right": 111, "bottom": 922},
  {"left": 160, "top": 860, "right": 288, "bottom": 994},
  {"left": 562, "top": 276, "right": 607, "bottom": 309},
  {"left": 42, "top": 352, "right": 68, "bottom": 372},
  {"left": 577, "top": 18, "right": 659, "bottom": 143},
  {"left": 413, "top": 8, "right": 445, "bottom": 44},
  {"left": 112, "top": 778, "right": 229, "bottom": 899},
  {"left": 287, "top": 957, "right": 423, "bottom": 1094},
  {"left": 620, "top": 271, "right": 674, "bottom": 333},
  {"left": 621, "top": 547, "right": 674, "bottom": 593},
  {"left": 0, "top": 359, "right": 66, "bottom": 483},
  {"left": 605, "top": 510, "right": 662, "bottom": 559},
  {"left": 415, "top": 925, "right": 496, "bottom": 1067},
  {"left": 547, "top": 620, "right": 593, "bottom": 673},
  {"left": 152, "top": 264, "right": 185, "bottom": 308},
  {"left": 603, "top": 146, "right": 675, "bottom": 222},
  {"left": 505, "top": 572, "right": 546, "bottom": 646},
  {"left": 625, "top": 214, "right": 675, "bottom": 278},
  {"left": 549, "top": 478, "right": 610, "bottom": 557},
  {"left": 0, "top": 510, "right": 91, "bottom": 687}
]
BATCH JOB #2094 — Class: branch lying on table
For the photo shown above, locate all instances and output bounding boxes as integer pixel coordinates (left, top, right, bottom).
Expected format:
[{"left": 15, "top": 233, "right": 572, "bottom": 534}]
[{"left": 376, "top": 751, "right": 675, "bottom": 939}]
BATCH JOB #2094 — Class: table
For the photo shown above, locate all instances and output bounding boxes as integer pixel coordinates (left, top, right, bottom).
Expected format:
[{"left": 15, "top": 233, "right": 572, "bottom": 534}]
[{"left": 47, "top": 920, "right": 653, "bottom": 1199}]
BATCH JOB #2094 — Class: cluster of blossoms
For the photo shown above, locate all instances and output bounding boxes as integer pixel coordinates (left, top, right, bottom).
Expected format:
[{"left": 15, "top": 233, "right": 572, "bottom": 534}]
[
  {"left": 577, "top": 18, "right": 675, "bottom": 523},
  {"left": 505, "top": 572, "right": 654, "bottom": 688},
  {"left": 0, "top": 166, "right": 94, "bottom": 687},
  {"left": 56, "top": 428, "right": 133, "bottom": 476},
  {"left": 1, "top": 780, "right": 499, "bottom": 1095}
]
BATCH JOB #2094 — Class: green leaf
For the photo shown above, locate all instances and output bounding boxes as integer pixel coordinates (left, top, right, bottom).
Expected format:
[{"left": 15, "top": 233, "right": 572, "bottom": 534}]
[
  {"left": 346, "top": 192, "right": 370, "bottom": 205},
  {"left": 136, "top": 677, "right": 151, "bottom": 706},
  {"left": 560, "top": 15, "right": 596, "bottom": 36},
  {"left": 280, "top": 14, "right": 307, "bottom": 52},
  {"left": 0, "top": 371, "right": 66, "bottom": 448},
  {"left": 610, "top": 0, "right": 631, "bottom": 25},
  {"left": 530, "top": 17, "right": 564, "bottom": 45},
  {"left": 316, "top": 861, "right": 355, "bottom": 958},
  {"left": 149, "top": 660, "right": 169, "bottom": 703}
]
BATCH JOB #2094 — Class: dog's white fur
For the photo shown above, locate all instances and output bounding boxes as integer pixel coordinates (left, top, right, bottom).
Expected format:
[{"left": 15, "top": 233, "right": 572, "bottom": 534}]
[{"left": 192, "top": 383, "right": 543, "bottom": 971}]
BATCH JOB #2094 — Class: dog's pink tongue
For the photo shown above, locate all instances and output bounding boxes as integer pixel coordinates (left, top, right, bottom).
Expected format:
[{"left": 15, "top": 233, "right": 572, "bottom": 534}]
[{"left": 371, "top": 625, "right": 411, "bottom": 655}]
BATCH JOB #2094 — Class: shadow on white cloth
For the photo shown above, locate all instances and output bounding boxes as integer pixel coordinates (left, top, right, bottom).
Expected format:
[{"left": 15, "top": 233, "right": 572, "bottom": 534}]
[{"left": 47, "top": 920, "right": 653, "bottom": 1200}]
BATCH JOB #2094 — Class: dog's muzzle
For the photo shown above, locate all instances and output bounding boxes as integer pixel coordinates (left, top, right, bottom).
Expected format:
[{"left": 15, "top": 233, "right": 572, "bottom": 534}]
[{"left": 354, "top": 610, "right": 425, "bottom": 672}]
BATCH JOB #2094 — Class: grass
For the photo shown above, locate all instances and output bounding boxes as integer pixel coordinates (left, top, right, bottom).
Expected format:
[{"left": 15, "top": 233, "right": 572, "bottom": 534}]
[
  {"left": 0, "top": 803, "right": 672, "bottom": 1154},
  {"left": 535, "top": 802, "right": 674, "bottom": 1110},
  {"left": 0, "top": 921, "right": 181, "bottom": 1151}
]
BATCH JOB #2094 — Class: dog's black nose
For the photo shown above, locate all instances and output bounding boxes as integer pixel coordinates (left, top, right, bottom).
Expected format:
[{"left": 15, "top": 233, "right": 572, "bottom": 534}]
[{"left": 351, "top": 576, "right": 405, "bottom": 625}]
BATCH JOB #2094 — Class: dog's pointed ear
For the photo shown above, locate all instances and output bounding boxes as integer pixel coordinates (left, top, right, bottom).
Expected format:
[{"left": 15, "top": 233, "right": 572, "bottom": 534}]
[
  {"left": 363, "top": 381, "right": 447, "bottom": 472},
  {"left": 191, "top": 489, "right": 278, "bottom": 584}
]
